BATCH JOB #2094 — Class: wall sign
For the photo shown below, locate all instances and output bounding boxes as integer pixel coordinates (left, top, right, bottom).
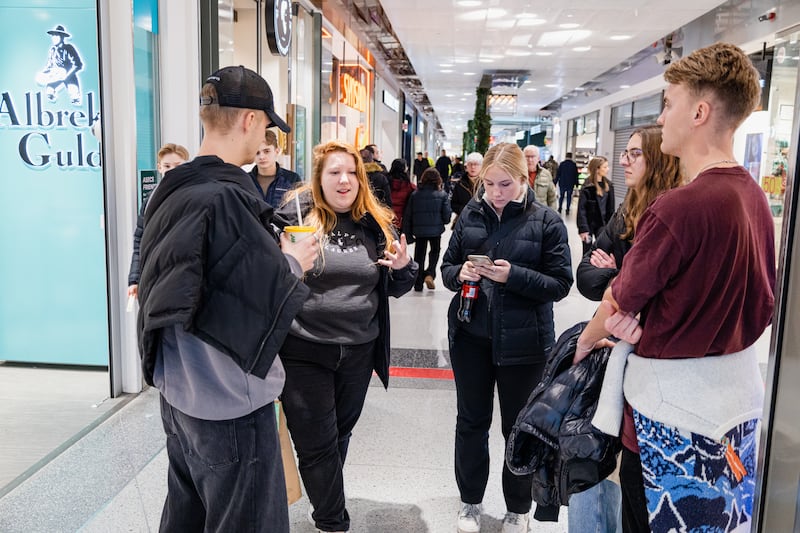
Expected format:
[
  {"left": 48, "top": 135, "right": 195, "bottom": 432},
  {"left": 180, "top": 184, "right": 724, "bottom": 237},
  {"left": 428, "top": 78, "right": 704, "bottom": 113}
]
[
  {"left": 0, "top": 3, "right": 108, "bottom": 366},
  {"left": 266, "top": 0, "right": 292, "bottom": 56}
]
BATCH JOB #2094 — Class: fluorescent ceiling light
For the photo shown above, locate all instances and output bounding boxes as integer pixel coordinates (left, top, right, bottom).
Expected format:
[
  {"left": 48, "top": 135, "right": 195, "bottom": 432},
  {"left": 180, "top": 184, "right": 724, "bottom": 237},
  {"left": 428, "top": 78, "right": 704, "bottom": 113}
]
[
  {"left": 573, "top": 46, "right": 592, "bottom": 52},
  {"left": 505, "top": 49, "right": 532, "bottom": 57},
  {"left": 457, "top": 0, "right": 482, "bottom": 6},
  {"left": 509, "top": 34, "right": 532, "bottom": 47},
  {"left": 537, "top": 30, "right": 591, "bottom": 47},
  {"left": 535, "top": 51, "right": 553, "bottom": 56},
  {"left": 559, "top": 23, "right": 580, "bottom": 29},
  {"left": 479, "top": 58, "right": 495, "bottom": 63},
  {"left": 459, "top": 8, "right": 507, "bottom": 21},
  {"left": 610, "top": 35, "right": 632, "bottom": 40}
]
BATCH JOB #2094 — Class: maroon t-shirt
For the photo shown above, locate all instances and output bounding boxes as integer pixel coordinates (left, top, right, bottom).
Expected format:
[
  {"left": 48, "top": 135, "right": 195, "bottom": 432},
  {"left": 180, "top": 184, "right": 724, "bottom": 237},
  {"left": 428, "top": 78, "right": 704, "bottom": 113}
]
[{"left": 611, "top": 166, "right": 776, "bottom": 451}]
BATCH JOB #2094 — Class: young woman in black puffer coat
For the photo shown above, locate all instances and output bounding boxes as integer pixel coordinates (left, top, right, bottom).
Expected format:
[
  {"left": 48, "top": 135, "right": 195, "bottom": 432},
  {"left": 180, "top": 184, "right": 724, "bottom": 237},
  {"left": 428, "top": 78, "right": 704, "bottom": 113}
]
[
  {"left": 576, "top": 156, "right": 615, "bottom": 254},
  {"left": 403, "top": 167, "right": 452, "bottom": 291}
]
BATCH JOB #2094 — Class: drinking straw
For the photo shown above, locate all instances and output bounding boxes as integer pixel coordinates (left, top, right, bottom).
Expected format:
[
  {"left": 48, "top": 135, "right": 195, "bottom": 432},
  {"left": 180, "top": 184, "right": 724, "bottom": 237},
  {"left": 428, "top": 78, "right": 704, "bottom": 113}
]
[{"left": 294, "top": 193, "right": 303, "bottom": 226}]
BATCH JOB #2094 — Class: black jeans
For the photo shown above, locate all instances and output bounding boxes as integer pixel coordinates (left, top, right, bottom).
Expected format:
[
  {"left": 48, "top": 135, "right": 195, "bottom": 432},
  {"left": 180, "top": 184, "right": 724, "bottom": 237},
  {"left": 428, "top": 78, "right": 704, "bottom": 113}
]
[
  {"left": 413, "top": 236, "right": 442, "bottom": 287},
  {"left": 558, "top": 186, "right": 574, "bottom": 213},
  {"left": 280, "top": 335, "right": 376, "bottom": 532},
  {"left": 450, "top": 332, "right": 545, "bottom": 514},
  {"left": 619, "top": 447, "right": 650, "bottom": 533},
  {"left": 159, "top": 395, "right": 288, "bottom": 533}
]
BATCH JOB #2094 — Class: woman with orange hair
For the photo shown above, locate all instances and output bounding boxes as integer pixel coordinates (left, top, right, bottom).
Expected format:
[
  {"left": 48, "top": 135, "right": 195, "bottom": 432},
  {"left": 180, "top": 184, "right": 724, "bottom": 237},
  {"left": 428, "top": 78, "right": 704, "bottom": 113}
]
[{"left": 275, "top": 141, "right": 418, "bottom": 533}]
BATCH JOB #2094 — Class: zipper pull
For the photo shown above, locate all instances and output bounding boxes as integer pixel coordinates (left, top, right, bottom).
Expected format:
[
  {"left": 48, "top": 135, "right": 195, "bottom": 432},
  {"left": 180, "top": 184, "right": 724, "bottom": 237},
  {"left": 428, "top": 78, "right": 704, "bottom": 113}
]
[{"left": 721, "top": 436, "right": 747, "bottom": 482}]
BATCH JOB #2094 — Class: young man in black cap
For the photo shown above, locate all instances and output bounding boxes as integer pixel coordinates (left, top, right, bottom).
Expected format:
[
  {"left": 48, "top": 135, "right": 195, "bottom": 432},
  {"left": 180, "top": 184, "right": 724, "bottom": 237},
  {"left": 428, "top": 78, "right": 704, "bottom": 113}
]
[{"left": 137, "top": 65, "right": 318, "bottom": 532}]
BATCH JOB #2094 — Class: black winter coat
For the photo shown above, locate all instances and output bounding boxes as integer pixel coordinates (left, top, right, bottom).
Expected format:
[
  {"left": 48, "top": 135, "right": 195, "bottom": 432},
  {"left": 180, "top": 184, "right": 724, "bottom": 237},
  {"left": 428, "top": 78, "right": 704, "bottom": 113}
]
[
  {"left": 137, "top": 156, "right": 310, "bottom": 386},
  {"left": 402, "top": 185, "right": 452, "bottom": 240},
  {"left": 450, "top": 175, "right": 477, "bottom": 216},
  {"left": 274, "top": 193, "right": 418, "bottom": 388},
  {"left": 576, "top": 180, "right": 615, "bottom": 237},
  {"left": 575, "top": 206, "right": 631, "bottom": 301},
  {"left": 441, "top": 188, "right": 573, "bottom": 365},
  {"left": 506, "top": 322, "right": 621, "bottom": 522}
]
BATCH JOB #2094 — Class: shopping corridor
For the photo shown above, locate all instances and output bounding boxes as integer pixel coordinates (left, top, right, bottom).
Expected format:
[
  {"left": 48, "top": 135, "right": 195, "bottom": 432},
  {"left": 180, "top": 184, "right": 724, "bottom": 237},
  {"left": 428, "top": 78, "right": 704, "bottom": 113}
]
[{"left": 0, "top": 209, "right": 775, "bottom": 532}]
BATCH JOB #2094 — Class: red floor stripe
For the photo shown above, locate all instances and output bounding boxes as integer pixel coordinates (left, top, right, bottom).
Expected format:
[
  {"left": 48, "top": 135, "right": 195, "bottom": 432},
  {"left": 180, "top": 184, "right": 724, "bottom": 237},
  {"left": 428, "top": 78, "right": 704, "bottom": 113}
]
[{"left": 388, "top": 366, "right": 454, "bottom": 380}]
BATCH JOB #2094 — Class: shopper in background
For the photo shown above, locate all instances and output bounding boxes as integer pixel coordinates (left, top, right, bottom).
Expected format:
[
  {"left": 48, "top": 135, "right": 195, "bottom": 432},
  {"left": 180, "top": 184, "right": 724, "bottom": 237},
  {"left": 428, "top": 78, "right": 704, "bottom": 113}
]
[
  {"left": 403, "top": 167, "right": 451, "bottom": 291},
  {"left": 413, "top": 151, "right": 430, "bottom": 182},
  {"left": 361, "top": 148, "right": 392, "bottom": 208},
  {"left": 571, "top": 124, "right": 683, "bottom": 533},
  {"left": 137, "top": 66, "right": 317, "bottom": 532},
  {"left": 576, "top": 155, "right": 615, "bottom": 254},
  {"left": 127, "top": 142, "right": 189, "bottom": 300},
  {"left": 275, "top": 141, "right": 418, "bottom": 533},
  {"left": 555, "top": 152, "right": 579, "bottom": 214},
  {"left": 523, "top": 144, "right": 557, "bottom": 209},
  {"left": 249, "top": 128, "right": 302, "bottom": 207},
  {"left": 387, "top": 157, "right": 416, "bottom": 229},
  {"left": 436, "top": 148, "right": 453, "bottom": 194},
  {"left": 573, "top": 42, "right": 775, "bottom": 533},
  {"left": 441, "top": 142, "right": 572, "bottom": 533},
  {"left": 450, "top": 151, "right": 483, "bottom": 223}
]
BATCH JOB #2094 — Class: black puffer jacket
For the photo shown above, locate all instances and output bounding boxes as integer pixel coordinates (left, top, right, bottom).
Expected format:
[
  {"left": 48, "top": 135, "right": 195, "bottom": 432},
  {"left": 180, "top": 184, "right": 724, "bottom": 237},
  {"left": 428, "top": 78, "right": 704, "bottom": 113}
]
[
  {"left": 137, "top": 156, "right": 310, "bottom": 385},
  {"left": 402, "top": 185, "right": 452, "bottom": 240},
  {"left": 506, "top": 322, "right": 621, "bottom": 522},
  {"left": 576, "top": 180, "right": 615, "bottom": 237},
  {"left": 441, "top": 188, "right": 573, "bottom": 365},
  {"left": 575, "top": 206, "right": 631, "bottom": 301}
]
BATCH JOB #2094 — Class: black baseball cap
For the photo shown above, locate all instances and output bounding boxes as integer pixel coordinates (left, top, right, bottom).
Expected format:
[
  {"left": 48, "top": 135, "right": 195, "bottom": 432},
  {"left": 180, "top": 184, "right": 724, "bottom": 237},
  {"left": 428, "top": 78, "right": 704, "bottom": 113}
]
[{"left": 201, "top": 65, "right": 290, "bottom": 133}]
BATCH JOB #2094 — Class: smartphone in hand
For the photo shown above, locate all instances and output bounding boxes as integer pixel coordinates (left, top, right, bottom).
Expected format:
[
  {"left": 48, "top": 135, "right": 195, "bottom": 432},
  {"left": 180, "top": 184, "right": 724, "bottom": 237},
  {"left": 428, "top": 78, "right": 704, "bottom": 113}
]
[{"left": 467, "top": 254, "right": 494, "bottom": 266}]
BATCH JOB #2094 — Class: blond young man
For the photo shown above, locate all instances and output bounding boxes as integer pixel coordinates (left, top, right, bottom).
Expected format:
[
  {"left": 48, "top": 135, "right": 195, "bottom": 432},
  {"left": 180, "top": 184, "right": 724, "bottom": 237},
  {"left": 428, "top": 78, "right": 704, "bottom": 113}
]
[
  {"left": 574, "top": 43, "right": 775, "bottom": 533},
  {"left": 137, "top": 66, "right": 317, "bottom": 532}
]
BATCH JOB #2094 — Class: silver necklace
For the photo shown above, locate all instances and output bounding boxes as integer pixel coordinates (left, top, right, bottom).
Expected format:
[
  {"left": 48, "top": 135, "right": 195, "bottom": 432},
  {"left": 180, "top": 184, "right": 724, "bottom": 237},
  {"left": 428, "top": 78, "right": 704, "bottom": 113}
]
[{"left": 692, "top": 159, "right": 737, "bottom": 180}]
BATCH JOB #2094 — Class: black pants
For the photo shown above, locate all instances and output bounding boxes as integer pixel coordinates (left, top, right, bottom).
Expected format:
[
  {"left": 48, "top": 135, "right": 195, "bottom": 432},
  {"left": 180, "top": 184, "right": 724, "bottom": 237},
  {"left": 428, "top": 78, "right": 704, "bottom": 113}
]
[
  {"left": 558, "top": 186, "right": 574, "bottom": 213},
  {"left": 280, "top": 335, "right": 375, "bottom": 533},
  {"left": 450, "top": 332, "right": 545, "bottom": 514},
  {"left": 159, "top": 396, "right": 289, "bottom": 532},
  {"left": 619, "top": 447, "right": 650, "bottom": 533},
  {"left": 413, "top": 236, "right": 442, "bottom": 288}
]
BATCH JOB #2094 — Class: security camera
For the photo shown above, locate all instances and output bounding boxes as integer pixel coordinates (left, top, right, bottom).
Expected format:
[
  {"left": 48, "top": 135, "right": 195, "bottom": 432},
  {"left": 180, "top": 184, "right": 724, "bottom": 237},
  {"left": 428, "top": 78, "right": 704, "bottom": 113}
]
[{"left": 758, "top": 12, "right": 776, "bottom": 22}]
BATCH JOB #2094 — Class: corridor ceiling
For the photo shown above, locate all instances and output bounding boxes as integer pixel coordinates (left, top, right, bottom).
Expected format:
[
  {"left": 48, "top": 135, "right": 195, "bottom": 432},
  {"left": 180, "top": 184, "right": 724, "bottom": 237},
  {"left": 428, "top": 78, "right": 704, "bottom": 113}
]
[{"left": 376, "top": 0, "right": 729, "bottom": 142}]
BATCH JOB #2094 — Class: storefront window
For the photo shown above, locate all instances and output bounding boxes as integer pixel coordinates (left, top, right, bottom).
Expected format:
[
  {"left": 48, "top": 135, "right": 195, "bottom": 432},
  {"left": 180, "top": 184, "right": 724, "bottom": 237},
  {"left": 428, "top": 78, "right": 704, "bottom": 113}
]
[
  {"left": 320, "top": 25, "right": 372, "bottom": 148},
  {"left": 0, "top": 1, "right": 108, "bottom": 366}
]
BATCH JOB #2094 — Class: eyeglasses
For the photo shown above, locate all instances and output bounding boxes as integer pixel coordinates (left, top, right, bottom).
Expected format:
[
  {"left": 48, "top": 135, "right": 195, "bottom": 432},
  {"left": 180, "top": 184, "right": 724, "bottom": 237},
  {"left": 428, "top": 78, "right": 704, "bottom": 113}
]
[{"left": 620, "top": 148, "right": 644, "bottom": 164}]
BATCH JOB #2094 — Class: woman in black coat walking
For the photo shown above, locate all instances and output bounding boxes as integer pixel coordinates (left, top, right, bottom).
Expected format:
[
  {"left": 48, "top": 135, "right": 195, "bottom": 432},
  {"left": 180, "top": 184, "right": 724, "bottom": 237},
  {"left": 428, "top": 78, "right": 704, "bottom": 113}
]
[
  {"left": 403, "top": 168, "right": 451, "bottom": 291},
  {"left": 576, "top": 156, "right": 615, "bottom": 254}
]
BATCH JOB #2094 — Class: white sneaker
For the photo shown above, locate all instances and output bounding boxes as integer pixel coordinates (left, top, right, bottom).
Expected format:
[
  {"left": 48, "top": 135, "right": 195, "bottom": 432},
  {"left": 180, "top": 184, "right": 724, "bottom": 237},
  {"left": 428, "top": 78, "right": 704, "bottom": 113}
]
[
  {"left": 457, "top": 502, "right": 482, "bottom": 533},
  {"left": 501, "top": 511, "right": 529, "bottom": 533}
]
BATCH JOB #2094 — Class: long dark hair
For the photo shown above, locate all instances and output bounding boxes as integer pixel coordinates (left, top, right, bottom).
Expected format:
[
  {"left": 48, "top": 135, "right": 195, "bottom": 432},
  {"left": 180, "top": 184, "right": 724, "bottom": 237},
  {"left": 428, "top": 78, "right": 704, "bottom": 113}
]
[
  {"left": 621, "top": 125, "right": 684, "bottom": 240},
  {"left": 388, "top": 158, "right": 410, "bottom": 182}
]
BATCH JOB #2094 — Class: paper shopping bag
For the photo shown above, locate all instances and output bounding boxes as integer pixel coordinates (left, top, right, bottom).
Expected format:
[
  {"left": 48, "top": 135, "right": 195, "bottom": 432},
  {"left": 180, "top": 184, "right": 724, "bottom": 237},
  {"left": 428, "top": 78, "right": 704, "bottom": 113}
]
[{"left": 275, "top": 401, "right": 302, "bottom": 505}]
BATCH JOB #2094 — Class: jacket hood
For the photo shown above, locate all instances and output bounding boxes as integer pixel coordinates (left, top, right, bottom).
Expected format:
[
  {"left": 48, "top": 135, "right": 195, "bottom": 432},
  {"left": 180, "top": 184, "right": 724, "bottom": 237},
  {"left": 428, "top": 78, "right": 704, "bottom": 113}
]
[
  {"left": 364, "top": 162, "right": 384, "bottom": 173},
  {"left": 145, "top": 155, "right": 259, "bottom": 219}
]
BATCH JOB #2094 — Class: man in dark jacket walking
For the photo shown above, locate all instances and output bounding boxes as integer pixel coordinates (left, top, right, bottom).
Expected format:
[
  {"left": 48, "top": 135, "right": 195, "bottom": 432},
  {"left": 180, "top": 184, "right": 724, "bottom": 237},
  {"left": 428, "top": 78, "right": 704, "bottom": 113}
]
[
  {"left": 555, "top": 152, "right": 579, "bottom": 214},
  {"left": 137, "top": 66, "right": 317, "bottom": 533},
  {"left": 435, "top": 149, "right": 452, "bottom": 194},
  {"left": 413, "top": 151, "right": 429, "bottom": 182}
]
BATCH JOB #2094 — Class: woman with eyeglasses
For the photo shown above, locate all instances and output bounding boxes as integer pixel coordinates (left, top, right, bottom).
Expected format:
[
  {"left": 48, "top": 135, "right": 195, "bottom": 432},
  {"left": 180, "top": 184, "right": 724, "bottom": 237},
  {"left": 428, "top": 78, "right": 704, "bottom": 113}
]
[
  {"left": 576, "top": 126, "right": 684, "bottom": 301},
  {"left": 569, "top": 125, "right": 683, "bottom": 533},
  {"left": 576, "top": 156, "right": 615, "bottom": 254}
]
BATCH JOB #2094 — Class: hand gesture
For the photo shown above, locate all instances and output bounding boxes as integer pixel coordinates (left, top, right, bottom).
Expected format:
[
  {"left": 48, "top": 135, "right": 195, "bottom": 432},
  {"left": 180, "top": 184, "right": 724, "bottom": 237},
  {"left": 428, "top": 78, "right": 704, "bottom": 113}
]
[
  {"left": 280, "top": 232, "right": 319, "bottom": 273},
  {"left": 378, "top": 234, "right": 411, "bottom": 269},
  {"left": 589, "top": 249, "right": 617, "bottom": 269}
]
